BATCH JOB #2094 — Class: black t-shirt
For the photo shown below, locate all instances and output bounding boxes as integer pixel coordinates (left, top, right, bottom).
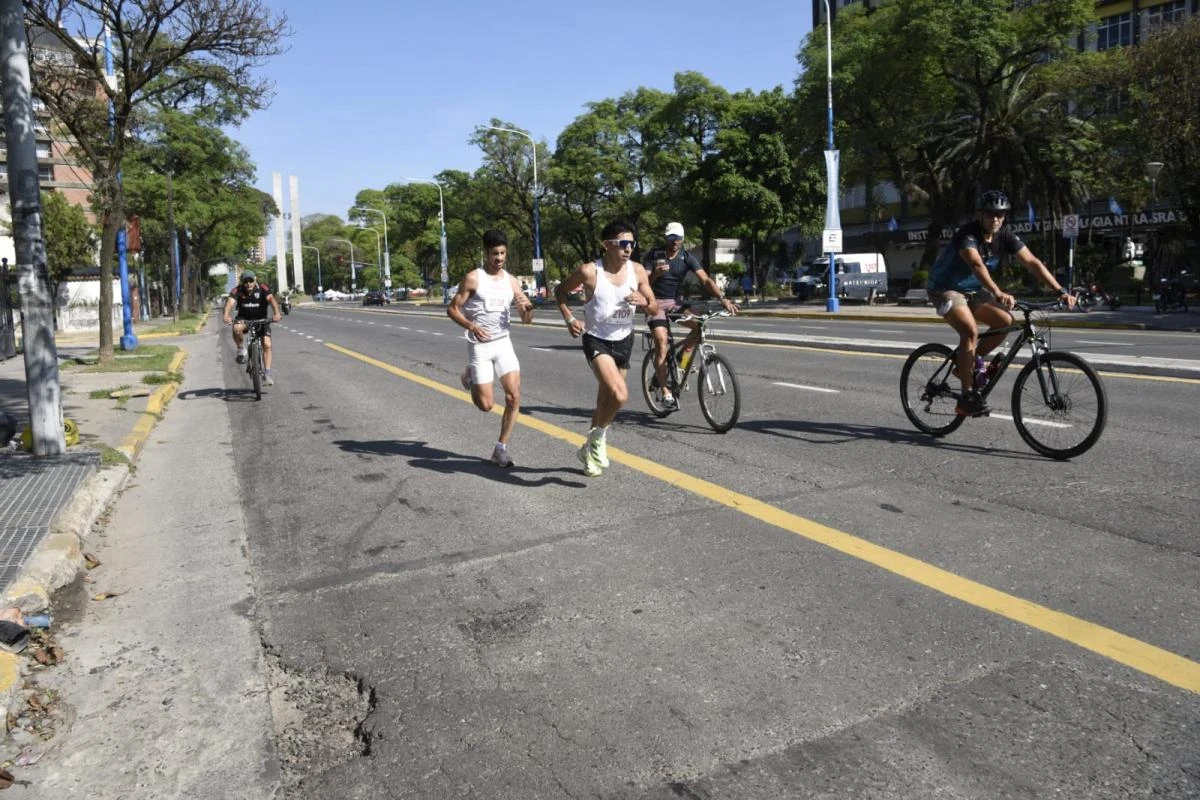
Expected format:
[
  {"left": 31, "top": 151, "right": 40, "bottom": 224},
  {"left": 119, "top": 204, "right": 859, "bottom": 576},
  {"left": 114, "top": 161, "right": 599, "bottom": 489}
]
[
  {"left": 230, "top": 283, "right": 273, "bottom": 320},
  {"left": 647, "top": 248, "right": 704, "bottom": 299}
]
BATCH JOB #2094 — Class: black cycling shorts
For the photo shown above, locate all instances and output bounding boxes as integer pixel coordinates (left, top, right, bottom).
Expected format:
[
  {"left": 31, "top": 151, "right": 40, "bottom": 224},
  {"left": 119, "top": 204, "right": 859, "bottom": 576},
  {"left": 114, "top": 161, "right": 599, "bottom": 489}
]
[
  {"left": 582, "top": 332, "right": 634, "bottom": 369},
  {"left": 235, "top": 318, "right": 271, "bottom": 337}
]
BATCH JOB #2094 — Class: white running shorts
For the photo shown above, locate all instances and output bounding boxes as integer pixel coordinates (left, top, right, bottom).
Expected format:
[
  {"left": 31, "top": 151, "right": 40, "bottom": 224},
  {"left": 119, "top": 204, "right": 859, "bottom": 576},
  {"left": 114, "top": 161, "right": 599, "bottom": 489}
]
[{"left": 467, "top": 335, "right": 519, "bottom": 384}]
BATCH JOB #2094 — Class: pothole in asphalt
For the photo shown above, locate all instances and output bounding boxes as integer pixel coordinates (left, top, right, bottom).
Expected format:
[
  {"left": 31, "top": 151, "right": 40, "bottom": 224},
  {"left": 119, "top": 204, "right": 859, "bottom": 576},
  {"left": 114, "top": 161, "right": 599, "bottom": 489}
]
[{"left": 263, "top": 645, "right": 376, "bottom": 794}]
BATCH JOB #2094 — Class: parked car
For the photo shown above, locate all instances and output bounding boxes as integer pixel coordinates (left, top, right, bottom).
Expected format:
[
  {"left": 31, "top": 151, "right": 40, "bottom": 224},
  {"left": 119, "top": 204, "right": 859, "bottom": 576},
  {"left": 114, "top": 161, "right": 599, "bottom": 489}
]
[{"left": 362, "top": 291, "right": 388, "bottom": 306}]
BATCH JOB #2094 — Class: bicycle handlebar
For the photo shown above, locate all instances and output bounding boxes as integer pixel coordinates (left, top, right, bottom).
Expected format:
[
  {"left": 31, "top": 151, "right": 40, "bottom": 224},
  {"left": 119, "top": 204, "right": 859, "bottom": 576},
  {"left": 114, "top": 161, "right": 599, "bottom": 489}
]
[{"left": 669, "top": 309, "right": 734, "bottom": 324}]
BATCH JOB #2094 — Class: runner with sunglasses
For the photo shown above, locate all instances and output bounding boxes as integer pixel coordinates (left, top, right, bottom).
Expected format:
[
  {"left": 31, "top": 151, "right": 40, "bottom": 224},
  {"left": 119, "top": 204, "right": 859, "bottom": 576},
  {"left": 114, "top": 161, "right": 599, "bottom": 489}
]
[
  {"left": 554, "top": 220, "right": 658, "bottom": 477},
  {"left": 927, "top": 190, "right": 1074, "bottom": 417}
]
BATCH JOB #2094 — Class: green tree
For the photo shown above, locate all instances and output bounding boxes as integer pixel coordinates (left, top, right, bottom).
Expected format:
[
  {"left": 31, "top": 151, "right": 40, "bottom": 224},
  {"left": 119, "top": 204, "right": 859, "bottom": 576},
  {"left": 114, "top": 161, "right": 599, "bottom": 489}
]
[
  {"left": 41, "top": 189, "right": 97, "bottom": 321},
  {"left": 793, "top": 0, "right": 1096, "bottom": 265},
  {"left": 26, "top": 0, "right": 289, "bottom": 361},
  {"left": 123, "top": 108, "right": 275, "bottom": 306}
]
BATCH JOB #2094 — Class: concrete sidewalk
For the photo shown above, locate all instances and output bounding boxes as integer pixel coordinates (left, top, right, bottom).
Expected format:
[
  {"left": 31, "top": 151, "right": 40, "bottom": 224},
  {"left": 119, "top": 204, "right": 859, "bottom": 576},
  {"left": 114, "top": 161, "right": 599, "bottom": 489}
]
[{"left": 0, "top": 312, "right": 209, "bottom": 711}]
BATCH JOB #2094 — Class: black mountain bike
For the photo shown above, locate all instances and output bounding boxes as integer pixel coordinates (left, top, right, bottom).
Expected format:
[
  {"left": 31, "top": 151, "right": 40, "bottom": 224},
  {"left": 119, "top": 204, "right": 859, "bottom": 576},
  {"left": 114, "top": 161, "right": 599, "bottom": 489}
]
[
  {"left": 900, "top": 300, "right": 1107, "bottom": 459},
  {"left": 640, "top": 308, "right": 741, "bottom": 433},
  {"left": 242, "top": 320, "right": 270, "bottom": 401}
]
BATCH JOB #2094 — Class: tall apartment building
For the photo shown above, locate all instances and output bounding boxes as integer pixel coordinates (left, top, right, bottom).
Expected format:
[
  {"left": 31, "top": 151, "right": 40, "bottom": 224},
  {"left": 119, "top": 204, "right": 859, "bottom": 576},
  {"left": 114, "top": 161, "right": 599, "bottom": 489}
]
[
  {"left": 809, "top": 0, "right": 1197, "bottom": 284},
  {"left": 0, "top": 28, "right": 98, "bottom": 266}
]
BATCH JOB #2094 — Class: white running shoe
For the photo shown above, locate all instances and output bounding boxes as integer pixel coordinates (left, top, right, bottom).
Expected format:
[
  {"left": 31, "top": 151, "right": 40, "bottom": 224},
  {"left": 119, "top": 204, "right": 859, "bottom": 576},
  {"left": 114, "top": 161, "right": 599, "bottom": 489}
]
[
  {"left": 661, "top": 392, "right": 678, "bottom": 410},
  {"left": 490, "top": 444, "right": 512, "bottom": 468},
  {"left": 236, "top": 347, "right": 247, "bottom": 364},
  {"left": 576, "top": 441, "right": 602, "bottom": 477},
  {"left": 592, "top": 436, "right": 609, "bottom": 469},
  {"left": 264, "top": 371, "right": 274, "bottom": 386}
]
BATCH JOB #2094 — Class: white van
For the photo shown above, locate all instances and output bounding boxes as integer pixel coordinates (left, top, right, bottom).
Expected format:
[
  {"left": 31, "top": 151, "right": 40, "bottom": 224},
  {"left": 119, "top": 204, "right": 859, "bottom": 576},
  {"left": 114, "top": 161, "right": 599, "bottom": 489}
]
[{"left": 806, "top": 252, "right": 888, "bottom": 303}]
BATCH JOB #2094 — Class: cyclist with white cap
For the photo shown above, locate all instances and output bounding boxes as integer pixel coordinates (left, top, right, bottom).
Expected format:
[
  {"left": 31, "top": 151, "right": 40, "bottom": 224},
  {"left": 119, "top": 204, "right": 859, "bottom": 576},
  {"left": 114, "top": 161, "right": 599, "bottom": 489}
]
[{"left": 644, "top": 221, "right": 737, "bottom": 409}]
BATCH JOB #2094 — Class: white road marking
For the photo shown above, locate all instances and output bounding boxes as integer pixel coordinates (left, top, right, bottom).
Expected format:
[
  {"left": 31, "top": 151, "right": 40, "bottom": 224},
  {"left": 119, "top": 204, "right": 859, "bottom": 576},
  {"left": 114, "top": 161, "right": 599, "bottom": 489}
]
[
  {"left": 774, "top": 382, "right": 839, "bottom": 393},
  {"left": 989, "top": 413, "right": 1073, "bottom": 429},
  {"left": 1075, "top": 340, "right": 1134, "bottom": 347}
]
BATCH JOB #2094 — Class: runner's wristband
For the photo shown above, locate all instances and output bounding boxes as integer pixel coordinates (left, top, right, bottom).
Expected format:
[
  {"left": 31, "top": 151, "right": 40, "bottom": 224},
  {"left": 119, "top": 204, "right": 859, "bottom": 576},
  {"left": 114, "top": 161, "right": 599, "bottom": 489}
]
[{"left": 564, "top": 316, "right": 577, "bottom": 327}]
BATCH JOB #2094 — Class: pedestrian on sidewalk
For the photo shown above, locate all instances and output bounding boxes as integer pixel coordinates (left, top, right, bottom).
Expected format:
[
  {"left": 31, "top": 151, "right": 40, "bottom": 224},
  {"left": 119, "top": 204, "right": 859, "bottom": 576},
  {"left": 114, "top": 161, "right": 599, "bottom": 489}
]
[
  {"left": 222, "top": 271, "right": 283, "bottom": 385},
  {"left": 554, "top": 220, "right": 658, "bottom": 477},
  {"left": 446, "top": 230, "right": 534, "bottom": 468}
]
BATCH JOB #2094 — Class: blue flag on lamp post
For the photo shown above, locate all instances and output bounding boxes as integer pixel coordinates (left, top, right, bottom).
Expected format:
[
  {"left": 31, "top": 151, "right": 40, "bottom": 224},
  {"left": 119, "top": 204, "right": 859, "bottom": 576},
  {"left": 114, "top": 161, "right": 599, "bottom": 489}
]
[
  {"left": 1108, "top": 196, "right": 1124, "bottom": 216},
  {"left": 1027, "top": 201, "right": 1035, "bottom": 225},
  {"left": 887, "top": 216, "right": 899, "bottom": 232}
]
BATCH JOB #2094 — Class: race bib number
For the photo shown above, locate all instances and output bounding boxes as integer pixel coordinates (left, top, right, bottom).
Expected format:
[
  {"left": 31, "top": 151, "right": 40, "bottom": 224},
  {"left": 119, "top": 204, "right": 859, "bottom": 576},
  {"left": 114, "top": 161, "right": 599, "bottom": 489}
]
[{"left": 484, "top": 295, "right": 509, "bottom": 312}]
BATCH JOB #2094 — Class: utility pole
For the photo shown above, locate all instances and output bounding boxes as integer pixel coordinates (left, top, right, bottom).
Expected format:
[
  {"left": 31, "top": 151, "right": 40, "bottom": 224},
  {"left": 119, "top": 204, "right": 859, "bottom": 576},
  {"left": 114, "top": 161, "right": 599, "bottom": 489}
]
[{"left": 1, "top": 0, "right": 65, "bottom": 454}]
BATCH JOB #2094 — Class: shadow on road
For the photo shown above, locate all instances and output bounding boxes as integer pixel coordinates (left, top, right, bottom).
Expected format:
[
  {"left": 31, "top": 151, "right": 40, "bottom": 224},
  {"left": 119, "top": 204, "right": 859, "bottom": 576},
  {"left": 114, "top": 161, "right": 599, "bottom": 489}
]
[
  {"left": 736, "top": 417, "right": 1039, "bottom": 460},
  {"left": 333, "top": 438, "right": 587, "bottom": 487},
  {"left": 177, "top": 386, "right": 267, "bottom": 403}
]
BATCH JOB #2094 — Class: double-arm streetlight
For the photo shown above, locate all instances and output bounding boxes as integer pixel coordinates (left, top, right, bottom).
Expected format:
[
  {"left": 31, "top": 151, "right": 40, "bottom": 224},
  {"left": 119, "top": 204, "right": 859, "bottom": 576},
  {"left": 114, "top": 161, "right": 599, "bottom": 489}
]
[
  {"left": 327, "top": 237, "right": 356, "bottom": 292},
  {"left": 485, "top": 125, "right": 542, "bottom": 289},
  {"left": 403, "top": 177, "right": 449, "bottom": 301},
  {"left": 302, "top": 245, "right": 322, "bottom": 295},
  {"left": 352, "top": 206, "right": 390, "bottom": 289}
]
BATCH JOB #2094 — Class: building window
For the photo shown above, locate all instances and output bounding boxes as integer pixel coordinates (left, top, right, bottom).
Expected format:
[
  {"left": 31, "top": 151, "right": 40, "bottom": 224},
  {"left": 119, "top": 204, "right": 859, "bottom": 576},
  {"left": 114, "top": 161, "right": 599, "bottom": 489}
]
[
  {"left": 36, "top": 141, "right": 52, "bottom": 159},
  {"left": 1145, "top": 0, "right": 1187, "bottom": 34},
  {"left": 38, "top": 164, "right": 53, "bottom": 181},
  {"left": 1097, "top": 12, "right": 1132, "bottom": 51}
]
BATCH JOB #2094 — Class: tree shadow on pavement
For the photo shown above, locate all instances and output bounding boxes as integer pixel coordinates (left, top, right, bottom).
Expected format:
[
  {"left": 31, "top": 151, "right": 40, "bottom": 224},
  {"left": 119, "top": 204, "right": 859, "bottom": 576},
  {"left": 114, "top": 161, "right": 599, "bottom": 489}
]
[
  {"left": 177, "top": 387, "right": 264, "bottom": 403},
  {"left": 333, "top": 439, "right": 586, "bottom": 488},
  {"left": 736, "top": 417, "right": 1040, "bottom": 461}
]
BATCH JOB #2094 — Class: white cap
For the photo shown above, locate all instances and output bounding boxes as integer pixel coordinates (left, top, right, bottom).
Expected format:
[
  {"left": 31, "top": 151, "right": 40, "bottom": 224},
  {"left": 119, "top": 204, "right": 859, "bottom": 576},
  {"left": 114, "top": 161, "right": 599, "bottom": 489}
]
[{"left": 664, "top": 222, "right": 685, "bottom": 239}]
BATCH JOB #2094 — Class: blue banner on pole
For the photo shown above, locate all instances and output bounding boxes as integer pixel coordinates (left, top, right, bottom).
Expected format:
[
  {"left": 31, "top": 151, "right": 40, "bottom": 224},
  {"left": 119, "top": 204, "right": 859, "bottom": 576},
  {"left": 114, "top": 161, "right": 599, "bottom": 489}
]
[
  {"left": 1108, "top": 196, "right": 1124, "bottom": 216},
  {"left": 887, "top": 216, "right": 898, "bottom": 232},
  {"left": 1027, "top": 201, "right": 1035, "bottom": 225}
]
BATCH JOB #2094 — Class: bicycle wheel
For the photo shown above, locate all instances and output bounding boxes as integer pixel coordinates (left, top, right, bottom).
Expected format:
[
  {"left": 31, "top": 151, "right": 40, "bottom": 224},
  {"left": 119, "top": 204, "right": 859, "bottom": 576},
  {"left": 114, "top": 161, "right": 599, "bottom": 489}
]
[
  {"left": 697, "top": 353, "right": 740, "bottom": 433},
  {"left": 900, "top": 343, "right": 965, "bottom": 436},
  {"left": 249, "top": 339, "right": 262, "bottom": 400},
  {"left": 1011, "top": 351, "right": 1106, "bottom": 459},
  {"left": 640, "top": 349, "right": 673, "bottom": 417}
]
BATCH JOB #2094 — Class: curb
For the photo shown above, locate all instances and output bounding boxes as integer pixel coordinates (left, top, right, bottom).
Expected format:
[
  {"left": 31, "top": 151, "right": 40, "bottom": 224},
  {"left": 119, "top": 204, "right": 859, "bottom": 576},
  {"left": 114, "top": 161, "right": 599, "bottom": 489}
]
[
  {"left": 139, "top": 311, "right": 210, "bottom": 339},
  {"left": 0, "top": 346, "right": 190, "bottom": 699}
]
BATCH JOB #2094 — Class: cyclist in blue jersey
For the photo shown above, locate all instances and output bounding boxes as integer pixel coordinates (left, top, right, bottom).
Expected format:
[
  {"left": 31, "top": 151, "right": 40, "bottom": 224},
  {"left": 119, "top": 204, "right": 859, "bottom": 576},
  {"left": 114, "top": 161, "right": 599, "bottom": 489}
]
[{"left": 927, "top": 190, "right": 1073, "bottom": 416}]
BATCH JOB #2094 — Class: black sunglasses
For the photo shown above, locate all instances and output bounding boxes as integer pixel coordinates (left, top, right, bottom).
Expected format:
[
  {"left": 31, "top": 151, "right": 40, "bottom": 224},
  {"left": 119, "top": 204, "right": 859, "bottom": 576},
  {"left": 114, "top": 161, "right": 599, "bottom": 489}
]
[{"left": 604, "top": 239, "right": 636, "bottom": 249}]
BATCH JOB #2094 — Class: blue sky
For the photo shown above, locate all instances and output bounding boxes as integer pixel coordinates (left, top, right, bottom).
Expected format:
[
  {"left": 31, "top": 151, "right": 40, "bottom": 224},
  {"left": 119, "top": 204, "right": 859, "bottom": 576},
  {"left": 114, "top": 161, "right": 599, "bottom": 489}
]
[{"left": 237, "top": 0, "right": 815, "bottom": 229}]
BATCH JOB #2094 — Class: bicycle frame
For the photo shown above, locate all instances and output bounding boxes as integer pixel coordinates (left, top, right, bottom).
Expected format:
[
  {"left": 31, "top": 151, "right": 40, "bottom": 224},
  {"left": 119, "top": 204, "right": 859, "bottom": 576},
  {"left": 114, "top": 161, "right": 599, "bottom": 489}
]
[
  {"left": 644, "top": 310, "right": 721, "bottom": 393},
  {"left": 947, "top": 302, "right": 1056, "bottom": 404}
]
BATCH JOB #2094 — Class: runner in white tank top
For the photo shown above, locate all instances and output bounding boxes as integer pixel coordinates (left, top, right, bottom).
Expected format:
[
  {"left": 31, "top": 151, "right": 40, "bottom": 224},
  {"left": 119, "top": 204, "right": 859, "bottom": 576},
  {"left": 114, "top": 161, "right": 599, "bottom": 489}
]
[
  {"left": 447, "top": 230, "right": 534, "bottom": 467},
  {"left": 553, "top": 220, "right": 658, "bottom": 477},
  {"left": 584, "top": 258, "right": 640, "bottom": 341},
  {"left": 461, "top": 266, "right": 515, "bottom": 343}
]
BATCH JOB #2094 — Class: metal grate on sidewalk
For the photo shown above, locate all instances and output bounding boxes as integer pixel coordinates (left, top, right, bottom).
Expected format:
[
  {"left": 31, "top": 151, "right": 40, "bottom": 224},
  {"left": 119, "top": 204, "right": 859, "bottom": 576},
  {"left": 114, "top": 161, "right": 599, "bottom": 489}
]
[{"left": 0, "top": 450, "right": 100, "bottom": 593}]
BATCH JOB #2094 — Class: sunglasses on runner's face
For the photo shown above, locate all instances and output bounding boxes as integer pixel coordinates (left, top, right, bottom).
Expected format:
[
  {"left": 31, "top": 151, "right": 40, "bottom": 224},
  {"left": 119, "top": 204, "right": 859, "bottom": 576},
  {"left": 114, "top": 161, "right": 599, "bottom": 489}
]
[
  {"left": 605, "top": 239, "right": 635, "bottom": 249},
  {"left": 983, "top": 211, "right": 1006, "bottom": 219}
]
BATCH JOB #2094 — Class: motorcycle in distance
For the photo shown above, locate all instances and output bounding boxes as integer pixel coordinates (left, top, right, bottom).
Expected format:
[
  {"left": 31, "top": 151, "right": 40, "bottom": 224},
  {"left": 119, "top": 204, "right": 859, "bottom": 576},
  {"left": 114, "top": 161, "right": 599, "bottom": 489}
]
[
  {"left": 1071, "top": 282, "right": 1121, "bottom": 312},
  {"left": 280, "top": 292, "right": 292, "bottom": 315},
  {"left": 1154, "top": 272, "right": 1189, "bottom": 313}
]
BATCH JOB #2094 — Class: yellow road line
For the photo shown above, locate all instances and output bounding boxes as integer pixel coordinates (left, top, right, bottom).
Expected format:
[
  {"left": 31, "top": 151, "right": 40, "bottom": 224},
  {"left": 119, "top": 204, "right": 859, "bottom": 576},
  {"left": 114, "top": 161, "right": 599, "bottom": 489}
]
[
  {"left": 326, "top": 340, "right": 1200, "bottom": 693},
  {"left": 117, "top": 350, "right": 187, "bottom": 461}
]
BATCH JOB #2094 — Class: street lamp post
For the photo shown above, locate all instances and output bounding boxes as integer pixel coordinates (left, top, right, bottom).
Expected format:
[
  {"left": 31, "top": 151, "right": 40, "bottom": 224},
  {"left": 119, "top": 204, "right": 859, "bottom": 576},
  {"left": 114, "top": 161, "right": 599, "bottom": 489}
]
[
  {"left": 302, "top": 245, "right": 321, "bottom": 295},
  {"left": 352, "top": 206, "right": 390, "bottom": 290},
  {"left": 327, "top": 237, "right": 356, "bottom": 292},
  {"left": 484, "top": 126, "right": 541, "bottom": 292},
  {"left": 822, "top": 0, "right": 842, "bottom": 313},
  {"left": 403, "top": 177, "right": 450, "bottom": 302},
  {"left": 1146, "top": 161, "right": 1164, "bottom": 206}
]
